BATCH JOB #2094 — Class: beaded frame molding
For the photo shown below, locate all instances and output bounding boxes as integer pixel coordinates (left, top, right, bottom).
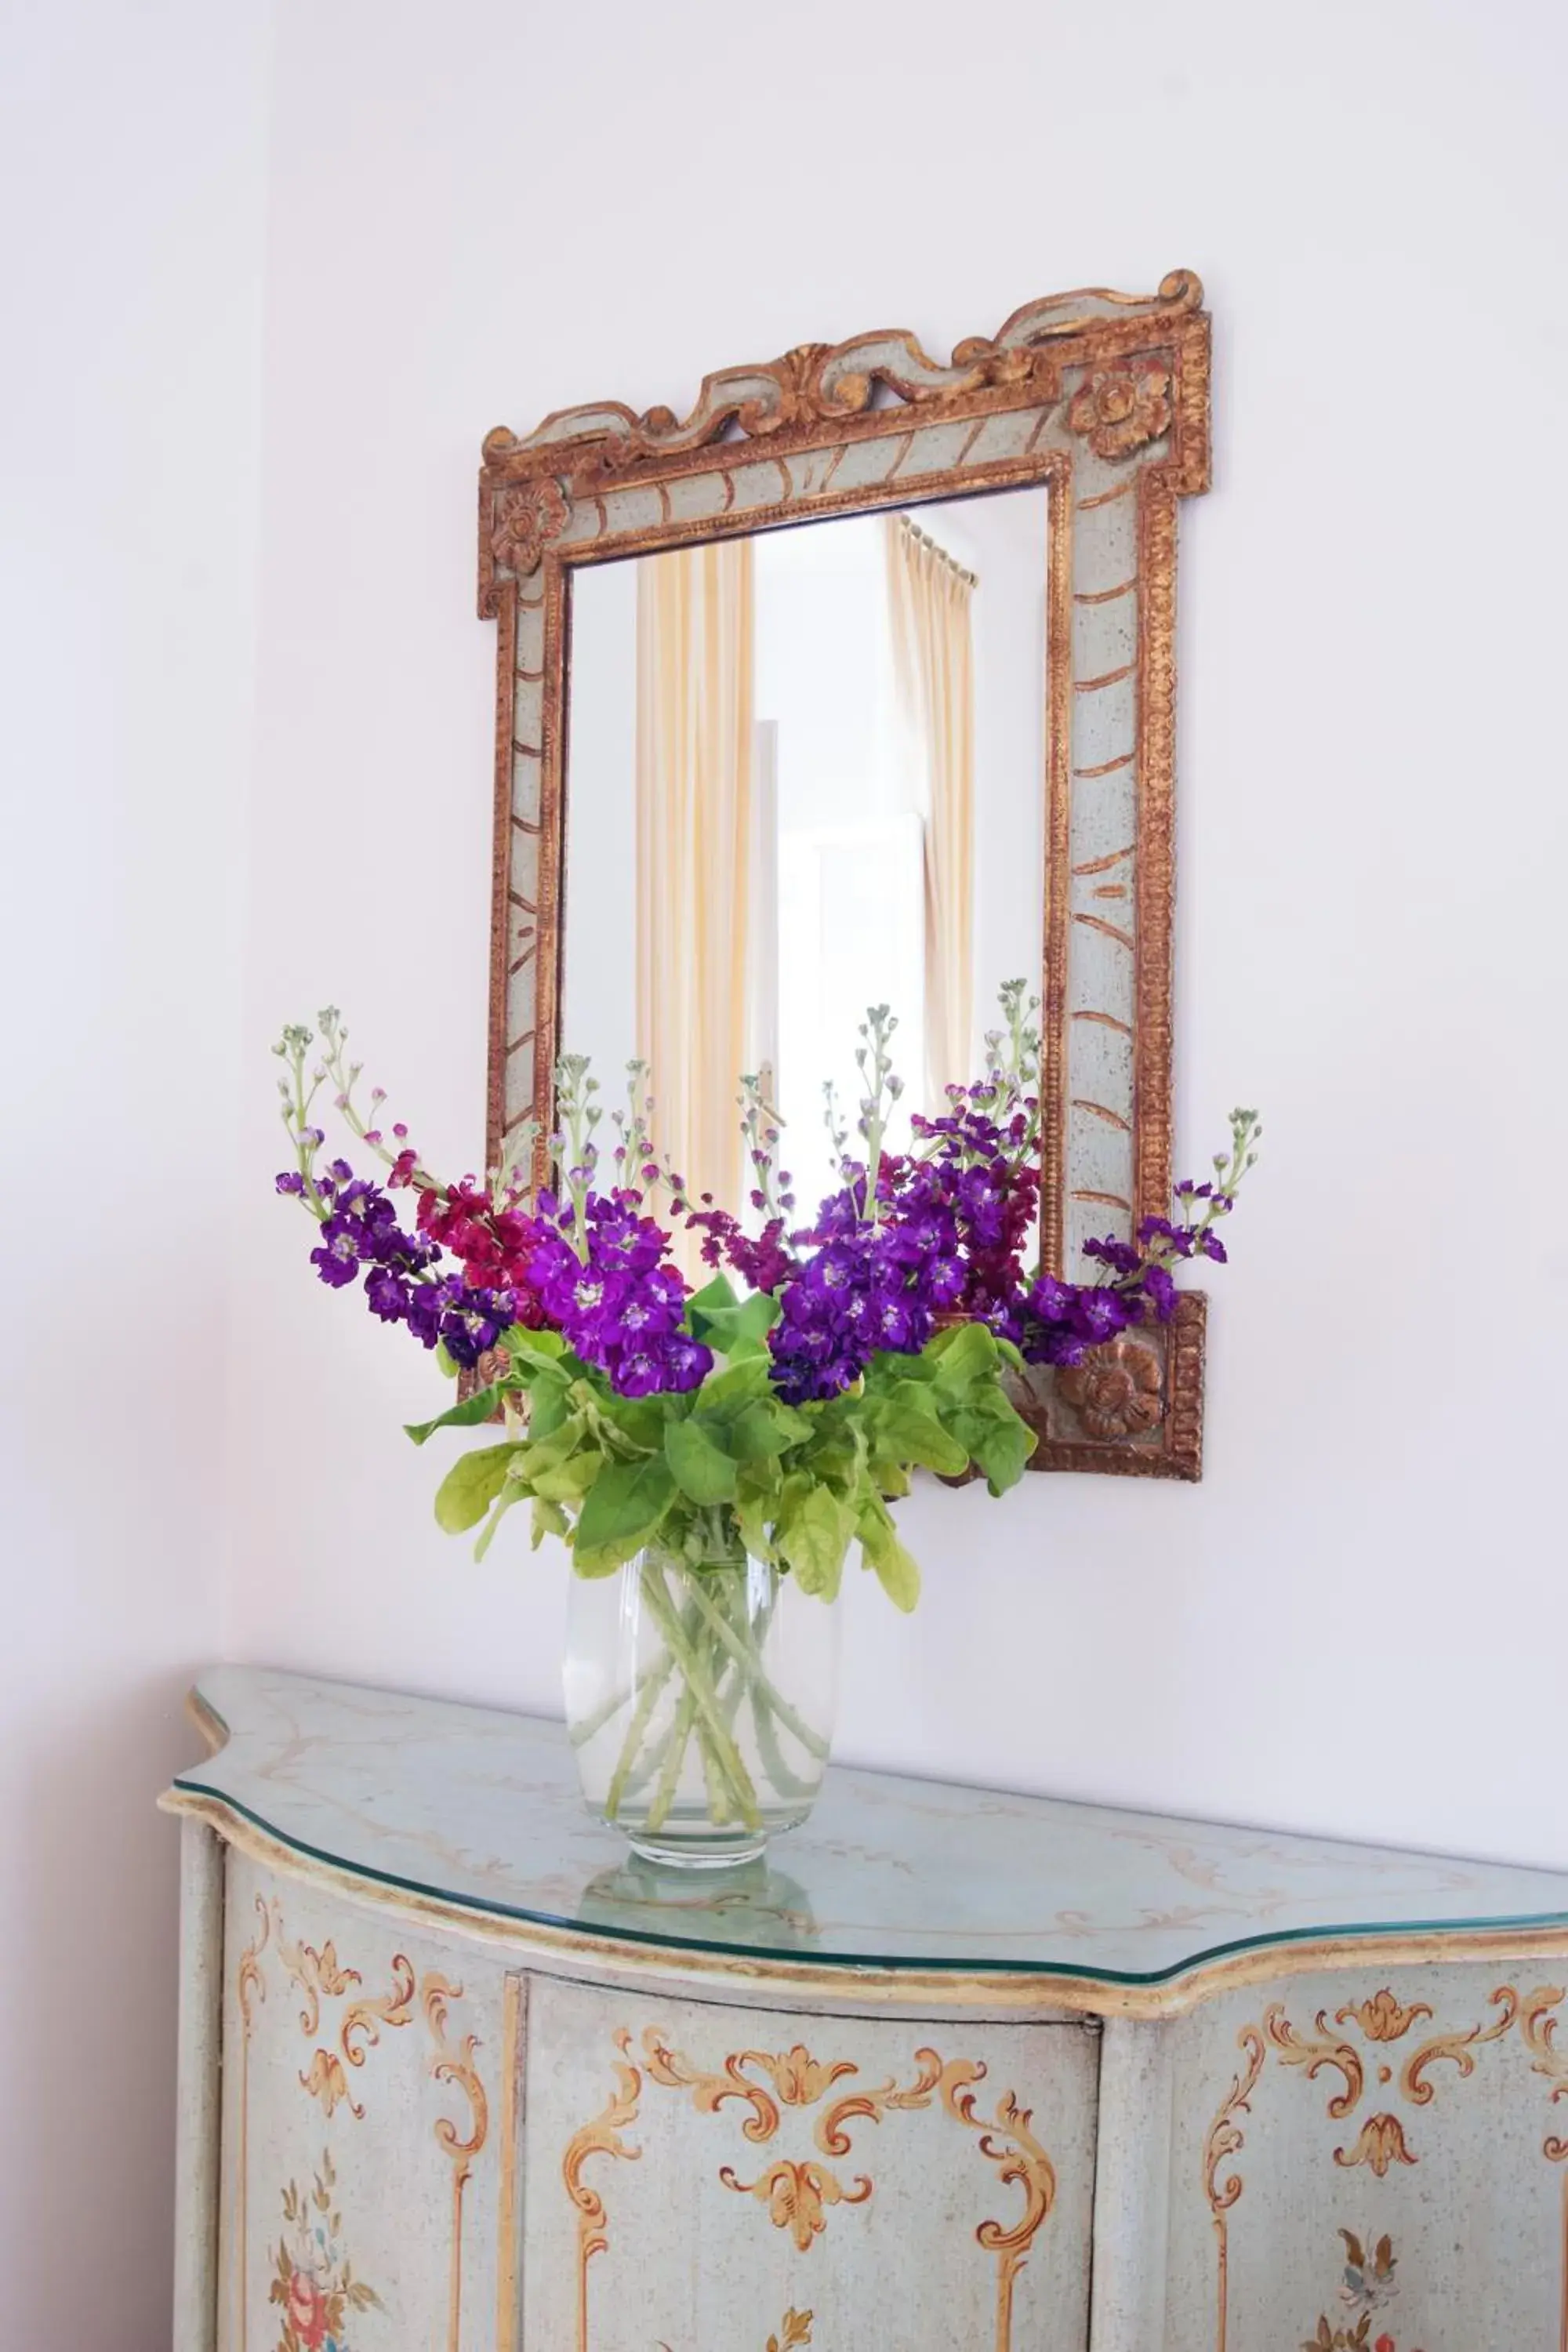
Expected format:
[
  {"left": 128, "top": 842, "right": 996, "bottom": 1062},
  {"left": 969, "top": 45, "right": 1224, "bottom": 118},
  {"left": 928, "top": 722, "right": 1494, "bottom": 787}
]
[{"left": 477, "top": 272, "right": 1212, "bottom": 1478}]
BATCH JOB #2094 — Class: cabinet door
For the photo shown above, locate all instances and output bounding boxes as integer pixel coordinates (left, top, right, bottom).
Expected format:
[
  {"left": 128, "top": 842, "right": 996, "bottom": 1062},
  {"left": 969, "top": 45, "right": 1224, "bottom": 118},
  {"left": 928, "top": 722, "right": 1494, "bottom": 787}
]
[
  {"left": 523, "top": 1975, "right": 1098, "bottom": 2352},
  {"left": 1162, "top": 1959, "right": 1568, "bottom": 2350},
  {"left": 216, "top": 1852, "right": 524, "bottom": 2352}
]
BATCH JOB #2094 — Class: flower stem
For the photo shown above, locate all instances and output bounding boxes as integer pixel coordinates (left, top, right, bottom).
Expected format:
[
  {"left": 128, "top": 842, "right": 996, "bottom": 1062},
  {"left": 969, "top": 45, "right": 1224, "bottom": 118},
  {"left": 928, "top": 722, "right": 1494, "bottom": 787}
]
[
  {"left": 695, "top": 1712, "right": 733, "bottom": 1827},
  {"left": 645, "top": 1682, "right": 697, "bottom": 1833},
  {"left": 635, "top": 1566, "right": 762, "bottom": 1829},
  {"left": 681, "top": 1575, "right": 830, "bottom": 1764},
  {"left": 751, "top": 1684, "right": 815, "bottom": 1799},
  {"left": 603, "top": 1619, "right": 681, "bottom": 1821}
]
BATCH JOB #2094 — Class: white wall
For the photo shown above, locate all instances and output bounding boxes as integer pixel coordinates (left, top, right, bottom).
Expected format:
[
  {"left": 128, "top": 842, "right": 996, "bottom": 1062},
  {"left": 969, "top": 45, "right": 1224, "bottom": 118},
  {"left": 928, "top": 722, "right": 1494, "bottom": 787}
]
[
  {"left": 0, "top": 2, "right": 270, "bottom": 2341},
  {"left": 227, "top": 0, "right": 1568, "bottom": 1871}
]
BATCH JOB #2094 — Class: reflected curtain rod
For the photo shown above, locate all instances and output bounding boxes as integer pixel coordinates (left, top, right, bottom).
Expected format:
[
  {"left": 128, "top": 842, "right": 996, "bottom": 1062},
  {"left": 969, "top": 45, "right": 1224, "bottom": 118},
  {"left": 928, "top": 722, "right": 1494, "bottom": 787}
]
[{"left": 895, "top": 511, "right": 978, "bottom": 589}]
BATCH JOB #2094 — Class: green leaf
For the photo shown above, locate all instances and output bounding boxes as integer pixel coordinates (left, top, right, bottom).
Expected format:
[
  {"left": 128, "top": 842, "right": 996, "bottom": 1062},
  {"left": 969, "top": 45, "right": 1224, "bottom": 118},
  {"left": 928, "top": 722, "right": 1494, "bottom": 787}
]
[
  {"left": 735, "top": 1452, "right": 785, "bottom": 1514},
  {"left": 927, "top": 1319, "right": 1000, "bottom": 1396},
  {"left": 584, "top": 1388, "right": 668, "bottom": 1454},
  {"left": 777, "top": 1483, "right": 854, "bottom": 1602},
  {"left": 434, "top": 1341, "right": 459, "bottom": 1381},
  {"left": 433, "top": 1442, "right": 522, "bottom": 1535},
  {"left": 687, "top": 1270, "right": 741, "bottom": 1312},
  {"left": 530, "top": 1496, "right": 571, "bottom": 1551},
  {"left": 692, "top": 1356, "right": 774, "bottom": 1412},
  {"left": 735, "top": 1490, "right": 778, "bottom": 1565},
  {"left": 868, "top": 1381, "right": 970, "bottom": 1477},
  {"left": 529, "top": 1449, "right": 604, "bottom": 1503},
  {"left": 946, "top": 1392, "right": 1037, "bottom": 1494},
  {"left": 664, "top": 1417, "right": 739, "bottom": 1505},
  {"left": 856, "top": 1495, "right": 921, "bottom": 1612},
  {"left": 689, "top": 1287, "right": 781, "bottom": 1360},
  {"left": 723, "top": 1396, "right": 814, "bottom": 1461},
  {"left": 573, "top": 1455, "right": 677, "bottom": 1573},
  {"left": 799, "top": 1428, "right": 864, "bottom": 1491},
  {"left": 684, "top": 1359, "right": 811, "bottom": 1459},
  {"left": 473, "top": 1484, "right": 524, "bottom": 1562},
  {"left": 525, "top": 1377, "right": 571, "bottom": 1443},
  {"left": 517, "top": 1409, "right": 591, "bottom": 1479},
  {"left": 683, "top": 1272, "right": 739, "bottom": 1330},
  {"left": 404, "top": 1385, "right": 504, "bottom": 1446},
  {"left": 501, "top": 1323, "right": 567, "bottom": 1363}
]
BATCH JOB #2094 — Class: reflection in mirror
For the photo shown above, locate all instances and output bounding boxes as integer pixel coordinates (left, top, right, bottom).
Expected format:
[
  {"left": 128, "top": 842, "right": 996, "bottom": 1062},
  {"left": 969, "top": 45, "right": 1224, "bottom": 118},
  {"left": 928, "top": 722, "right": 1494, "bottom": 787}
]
[{"left": 564, "top": 486, "right": 1047, "bottom": 1248}]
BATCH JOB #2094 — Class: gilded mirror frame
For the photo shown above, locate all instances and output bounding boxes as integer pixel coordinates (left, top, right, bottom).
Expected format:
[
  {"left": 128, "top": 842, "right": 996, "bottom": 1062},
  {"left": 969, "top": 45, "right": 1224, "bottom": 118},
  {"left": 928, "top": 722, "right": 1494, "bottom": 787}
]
[{"left": 477, "top": 270, "right": 1212, "bottom": 1478}]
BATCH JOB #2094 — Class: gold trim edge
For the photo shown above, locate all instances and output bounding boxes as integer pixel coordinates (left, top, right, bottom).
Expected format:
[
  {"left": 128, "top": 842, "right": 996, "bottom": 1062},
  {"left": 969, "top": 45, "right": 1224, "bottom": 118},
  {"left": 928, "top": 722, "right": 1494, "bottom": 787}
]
[{"left": 159, "top": 1785, "right": 1568, "bottom": 2024}]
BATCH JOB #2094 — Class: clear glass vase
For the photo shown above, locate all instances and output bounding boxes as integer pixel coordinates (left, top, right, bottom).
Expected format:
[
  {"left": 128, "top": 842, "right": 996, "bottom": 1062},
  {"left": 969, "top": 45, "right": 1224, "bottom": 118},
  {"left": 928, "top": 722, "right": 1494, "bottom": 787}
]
[{"left": 564, "top": 1536, "right": 840, "bottom": 1867}]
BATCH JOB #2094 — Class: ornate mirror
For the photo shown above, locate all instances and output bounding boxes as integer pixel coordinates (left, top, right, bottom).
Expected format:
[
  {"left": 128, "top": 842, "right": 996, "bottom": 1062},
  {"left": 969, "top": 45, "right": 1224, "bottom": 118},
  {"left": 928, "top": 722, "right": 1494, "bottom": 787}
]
[{"left": 477, "top": 271, "right": 1212, "bottom": 1476}]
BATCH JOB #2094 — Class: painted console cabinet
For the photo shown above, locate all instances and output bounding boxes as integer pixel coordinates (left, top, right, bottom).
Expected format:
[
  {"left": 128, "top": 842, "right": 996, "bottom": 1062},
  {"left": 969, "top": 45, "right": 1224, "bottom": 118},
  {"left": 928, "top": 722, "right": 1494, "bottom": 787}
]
[{"left": 165, "top": 1671, "right": 1568, "bottom": 2351}]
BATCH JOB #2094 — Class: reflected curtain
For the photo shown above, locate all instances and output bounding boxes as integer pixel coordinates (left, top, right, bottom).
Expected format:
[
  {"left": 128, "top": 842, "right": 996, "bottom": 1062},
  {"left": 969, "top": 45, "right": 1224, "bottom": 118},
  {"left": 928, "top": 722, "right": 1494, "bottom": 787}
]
[
  {"left": 885, "top": 515, "right": 975, "bottom": 1111},
  {"left": 636, "top": 539, "right": 755, "bottom": 1254}
]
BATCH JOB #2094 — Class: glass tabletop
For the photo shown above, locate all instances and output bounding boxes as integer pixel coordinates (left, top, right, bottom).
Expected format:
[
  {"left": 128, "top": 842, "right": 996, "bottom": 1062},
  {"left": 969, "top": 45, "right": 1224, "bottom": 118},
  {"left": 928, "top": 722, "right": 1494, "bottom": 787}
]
[{"left": 171, "top": 1666, "right": 1568, "bottom": 1987}]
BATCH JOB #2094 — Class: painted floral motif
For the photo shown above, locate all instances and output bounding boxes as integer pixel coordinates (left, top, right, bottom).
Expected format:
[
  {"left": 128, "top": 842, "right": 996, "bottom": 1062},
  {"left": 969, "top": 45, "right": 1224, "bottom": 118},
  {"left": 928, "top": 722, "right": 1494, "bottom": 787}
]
[
  {"left": 270, "top": 2149, "right": 382, "bottom": 2351},
  {"left": 1301, "top": 2230, "right": 1425, "bottom": 2352},
  {"left": 760, "top": 2044, "right": 855, "bottom": 2107},
  {"left": 1335, "top": 2112, "right": 1418, "bottom": 2178},
  {"left": 767, "top": 2318, "right": 814, "bottom": 2352},
  {"left": 1337, "top": 1989, "right": 1433, "bottom": 2043},
  {"left": 1065, "top": 362, "right": 1173, "bottom": 459},
  {"left": 657, "top": 2314, "right": 811, "bottom": 2352},
  {"left": 723, "top": 2154, "right": 870, "bottom": 2251}
]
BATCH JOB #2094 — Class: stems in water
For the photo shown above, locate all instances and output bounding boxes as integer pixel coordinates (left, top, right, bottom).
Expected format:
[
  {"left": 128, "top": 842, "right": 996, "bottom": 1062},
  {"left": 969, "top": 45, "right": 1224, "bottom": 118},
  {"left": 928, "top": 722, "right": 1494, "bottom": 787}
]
[{"left": 592, "top": 1550, "right": 827, "bottom": 1846}]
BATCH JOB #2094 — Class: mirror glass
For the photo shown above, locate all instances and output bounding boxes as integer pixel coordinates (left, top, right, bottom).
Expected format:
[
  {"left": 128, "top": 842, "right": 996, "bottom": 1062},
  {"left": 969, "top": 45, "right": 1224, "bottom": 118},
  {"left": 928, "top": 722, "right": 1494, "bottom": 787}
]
[{"left": 563, "top": 485, "right": 1048, "bottom": 1230}]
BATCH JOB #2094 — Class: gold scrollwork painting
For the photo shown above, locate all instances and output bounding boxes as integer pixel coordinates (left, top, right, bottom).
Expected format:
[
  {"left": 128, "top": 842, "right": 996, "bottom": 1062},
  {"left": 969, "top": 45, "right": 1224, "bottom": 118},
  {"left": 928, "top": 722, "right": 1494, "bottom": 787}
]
[
  {"left": 562, "top": 2027, "right": 1057, "bottom": 2352},
  {"left": 230, "top": 1886, "right": 496, "bottom": 2352},
  {"left": 1202, "top": 1982, "right": 1567, "bottom": 2352},
  {"left": 478, "top": 276, "right": 1213, "bottom": 1481}
]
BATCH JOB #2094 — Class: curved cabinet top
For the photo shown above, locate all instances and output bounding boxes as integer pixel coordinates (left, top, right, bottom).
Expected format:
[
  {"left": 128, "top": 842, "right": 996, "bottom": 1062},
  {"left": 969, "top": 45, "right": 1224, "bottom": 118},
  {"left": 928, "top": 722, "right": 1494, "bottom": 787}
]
[{"left": 164, "top": 1666, "right": 1568, "bottom": 2019}]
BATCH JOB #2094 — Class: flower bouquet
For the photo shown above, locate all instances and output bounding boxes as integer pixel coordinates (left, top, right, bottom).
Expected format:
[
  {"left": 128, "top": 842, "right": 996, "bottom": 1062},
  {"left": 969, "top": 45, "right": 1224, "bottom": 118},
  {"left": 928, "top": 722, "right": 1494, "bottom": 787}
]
[{"left": 274, "top": 987, "right": 1257, "bottom": 1863}]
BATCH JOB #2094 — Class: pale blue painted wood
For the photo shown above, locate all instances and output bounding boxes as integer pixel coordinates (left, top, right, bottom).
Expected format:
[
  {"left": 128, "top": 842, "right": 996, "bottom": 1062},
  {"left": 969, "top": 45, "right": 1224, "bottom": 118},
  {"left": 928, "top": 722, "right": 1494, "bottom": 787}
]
[
  {"left": 172, "top": 1672, "right": 1568, "bottom": 2350},
  {"left": 176, "top": 1666, "right": 1568, "bottom": 1989}
]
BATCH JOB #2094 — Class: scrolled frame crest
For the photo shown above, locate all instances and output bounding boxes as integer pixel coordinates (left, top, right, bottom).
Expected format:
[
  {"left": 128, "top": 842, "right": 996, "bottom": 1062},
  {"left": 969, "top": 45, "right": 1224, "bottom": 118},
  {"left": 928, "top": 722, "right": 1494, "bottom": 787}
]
[{"left": 477, "top": 270, "right": 1212, "bottom": 1478}]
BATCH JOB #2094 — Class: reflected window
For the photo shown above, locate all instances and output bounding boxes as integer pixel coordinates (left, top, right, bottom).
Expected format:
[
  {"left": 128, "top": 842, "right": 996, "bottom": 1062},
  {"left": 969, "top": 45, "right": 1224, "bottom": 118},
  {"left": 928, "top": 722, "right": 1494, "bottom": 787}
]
[{"left": 565, "top": 487, "right": 1047, "bottom": 1241}]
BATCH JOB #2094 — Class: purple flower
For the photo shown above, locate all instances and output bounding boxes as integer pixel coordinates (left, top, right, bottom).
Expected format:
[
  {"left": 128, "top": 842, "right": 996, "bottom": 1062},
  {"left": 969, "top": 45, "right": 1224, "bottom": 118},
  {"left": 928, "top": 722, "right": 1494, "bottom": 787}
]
[
  {"left": 310, "top": 1218, "right": 365, "bottom": 1288},
  {"left": 364, "top": 1266, "right": 411, "bottom": 1323},
  {"left": 275, "top": 1170, "right": 306, "bottom": 1196},
  {"left": 1142, "top": 1265, "right": 1178, "bottom": 1319},
  {"left": 405, "top": 1280, "right": 449, "bottom": 1351},
  {"left": 1027, "top": 1273, "right": 1077, "bottom": 1324},
  {"left": 612, "top": 1349, "right": 662, "bottom": 1396},
  {"left": 440, "top": 1285, "right": 517, "bottom": 1368},
  {"left": 1082, "top": 1233, "right": 1142, "bottom": 1278},
  {"left": 1073, "top": 1289, "right": 1133, "bottom": 1344},
  {"left": 608, "top": 1332, "right": 712, "bottom": 1397}
]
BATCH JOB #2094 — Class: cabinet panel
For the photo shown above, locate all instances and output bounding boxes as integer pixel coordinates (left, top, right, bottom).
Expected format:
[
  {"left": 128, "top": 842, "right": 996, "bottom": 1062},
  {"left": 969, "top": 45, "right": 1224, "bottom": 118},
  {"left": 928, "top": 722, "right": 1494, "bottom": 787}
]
[
  {"left": 1162, "top": 1960, "right": 1568, "bottom": 2350},
  {"left": 216, "top": 1853, "right": 524, "bottom": 2352},
  {"left": 523, "top": 1974, "right": 1098, "bottom": 2352}
]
